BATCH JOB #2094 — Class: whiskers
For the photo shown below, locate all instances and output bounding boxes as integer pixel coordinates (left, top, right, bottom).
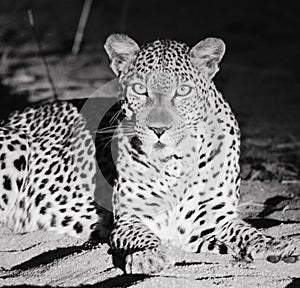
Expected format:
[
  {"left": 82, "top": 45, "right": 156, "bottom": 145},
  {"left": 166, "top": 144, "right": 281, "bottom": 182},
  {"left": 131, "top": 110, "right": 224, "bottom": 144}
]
[
  {"left": 95, "top": 122, "right": 135, "bottom": 135},
  {"left": 95, "top": 123, "right": 136, "bottom": 150},
  {"left": 109, "top": 108, "right": 123, "bottom": 125},
  {"left": 95, "top": 125, "right": 119, "bottom": 135}
]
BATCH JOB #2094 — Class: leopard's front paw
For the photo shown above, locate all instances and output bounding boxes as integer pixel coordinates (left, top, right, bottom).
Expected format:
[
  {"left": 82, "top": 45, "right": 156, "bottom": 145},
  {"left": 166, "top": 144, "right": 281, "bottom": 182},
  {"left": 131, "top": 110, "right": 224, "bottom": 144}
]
[
  {"left": 250, "top": 238, "right": 298, "bottom": 263},
  {"left": 125, "top": 245, "right": 175, "bottom": 274}
]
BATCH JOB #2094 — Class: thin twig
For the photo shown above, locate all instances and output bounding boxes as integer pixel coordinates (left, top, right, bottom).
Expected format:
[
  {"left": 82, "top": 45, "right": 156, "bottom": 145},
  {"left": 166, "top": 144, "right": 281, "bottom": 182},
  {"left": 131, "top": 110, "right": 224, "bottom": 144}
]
[
  {"left": 249, "top": 170, "right": 261, "bottom": 181},
  {"left": 281, "top": 180, "right": 300, "bottom": 184},
  {"left": 288, "top": 133, "right": 299, "bottom": 143},
  {"left": 271, "top": 142, "right": 300, "bottom": 151},
  {"left": 72, "top": 0, "right": 93, "bottom": 55},
  {"left": 27, "top": 9, "right": 58, "bottom": 101},
  {"left": 0, "top": 47, "right": 9, "bottom": 65}
]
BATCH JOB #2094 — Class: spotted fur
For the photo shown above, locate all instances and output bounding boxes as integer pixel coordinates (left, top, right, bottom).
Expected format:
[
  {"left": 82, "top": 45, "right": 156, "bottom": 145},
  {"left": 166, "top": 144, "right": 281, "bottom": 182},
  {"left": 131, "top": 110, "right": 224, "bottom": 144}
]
[
  {"left": 105, "top": 34, "right": 297, "bottom": 273},
  {"left": 0, "top": 102, "right": 110, "bottom": 239}
]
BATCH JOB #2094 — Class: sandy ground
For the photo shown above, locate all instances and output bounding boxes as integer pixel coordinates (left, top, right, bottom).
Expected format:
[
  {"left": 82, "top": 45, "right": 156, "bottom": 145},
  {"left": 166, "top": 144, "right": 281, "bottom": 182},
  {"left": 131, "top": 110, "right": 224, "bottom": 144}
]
[
  {"left": 0, "top": 196, "right": 300, "bottom": 288},
  {"left": 1, "top": 2, "right": 300, "bottom": 287}
]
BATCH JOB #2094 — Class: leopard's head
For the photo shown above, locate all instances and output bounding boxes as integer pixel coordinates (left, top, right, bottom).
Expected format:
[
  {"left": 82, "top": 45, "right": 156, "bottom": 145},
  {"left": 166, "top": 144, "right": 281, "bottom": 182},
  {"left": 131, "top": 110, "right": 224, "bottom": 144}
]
[{"left": 104, "top": 34, "right": 225, "bottom": 155}]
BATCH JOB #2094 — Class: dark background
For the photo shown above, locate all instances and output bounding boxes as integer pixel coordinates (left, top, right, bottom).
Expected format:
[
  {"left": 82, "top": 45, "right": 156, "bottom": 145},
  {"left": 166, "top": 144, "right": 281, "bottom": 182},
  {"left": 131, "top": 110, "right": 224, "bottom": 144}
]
[
  {"left": 1, "top": 0, "right": 299, "bottom": 68},
  {"left": 2, "top": 0, "right": 300, "bottom": 67}
]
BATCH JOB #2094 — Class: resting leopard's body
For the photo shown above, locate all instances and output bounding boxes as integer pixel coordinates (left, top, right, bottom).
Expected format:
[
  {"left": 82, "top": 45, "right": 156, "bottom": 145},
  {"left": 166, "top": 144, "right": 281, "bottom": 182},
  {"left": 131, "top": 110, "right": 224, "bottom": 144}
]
[
  {"left": 104, "top": 34, "right": 297, "bottom": 273},
  {"left": 0, "top": 102, "right": 110, "bottom": 239}
]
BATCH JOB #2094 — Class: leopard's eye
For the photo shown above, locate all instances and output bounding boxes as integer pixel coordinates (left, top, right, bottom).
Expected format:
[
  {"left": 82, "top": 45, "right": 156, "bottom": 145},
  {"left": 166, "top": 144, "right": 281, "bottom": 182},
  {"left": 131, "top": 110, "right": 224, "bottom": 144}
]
[
  {"left": 132, "top": 83, "right": 147, "bottom": 95},
  {"left": 176, "top": 85, "right": 193, "bottom": 97}
]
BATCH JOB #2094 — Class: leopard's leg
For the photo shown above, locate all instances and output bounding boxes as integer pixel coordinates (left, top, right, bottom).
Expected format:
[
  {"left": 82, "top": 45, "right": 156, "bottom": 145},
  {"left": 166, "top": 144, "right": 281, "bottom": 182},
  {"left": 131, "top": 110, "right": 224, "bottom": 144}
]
[
  {"left": 215, "top": 219, "right": 297, "bottom": 263},
  {"left": 110, "top": 216, "right": 175, "bottom": 274}
]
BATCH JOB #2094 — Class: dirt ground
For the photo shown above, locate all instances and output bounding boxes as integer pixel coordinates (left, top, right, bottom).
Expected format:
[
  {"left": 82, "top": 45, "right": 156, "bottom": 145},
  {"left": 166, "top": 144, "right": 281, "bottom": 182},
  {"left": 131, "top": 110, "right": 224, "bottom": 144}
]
[{"left": 0, "top": 1, "right": 300, "bottom": 287}]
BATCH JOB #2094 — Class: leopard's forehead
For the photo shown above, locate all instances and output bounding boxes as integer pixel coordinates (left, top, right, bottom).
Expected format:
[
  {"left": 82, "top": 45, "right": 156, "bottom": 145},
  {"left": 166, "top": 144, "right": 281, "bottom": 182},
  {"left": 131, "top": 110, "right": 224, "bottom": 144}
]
[
  {"left": 138, "top": 39, "right": 189, "bottom": 66},
  {"left": 128, "top": 39, "right": 195, "bottom": 84}
]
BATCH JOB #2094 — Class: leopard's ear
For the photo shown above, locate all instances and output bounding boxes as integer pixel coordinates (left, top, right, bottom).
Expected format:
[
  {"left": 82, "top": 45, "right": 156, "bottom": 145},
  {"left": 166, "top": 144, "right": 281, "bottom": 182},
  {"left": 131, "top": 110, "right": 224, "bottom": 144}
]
[
  {"left": 189, "top": 38, "right": 225, "bottom": 79},
  {"left": 104, "top": 34, "right": 139, "bottom": 76}
]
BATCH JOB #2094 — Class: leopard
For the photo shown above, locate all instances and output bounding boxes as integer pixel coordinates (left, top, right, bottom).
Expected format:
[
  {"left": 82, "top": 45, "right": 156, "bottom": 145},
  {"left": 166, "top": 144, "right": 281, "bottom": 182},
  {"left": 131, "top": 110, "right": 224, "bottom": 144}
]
[
  {"left": 104, "top": 34, "right": 298, "bottom": 274},
  {"left": 0, "top": 101, "right": 111, "bottom": 241},
  {"left": 0, "top": 34, "right": 297, "bottom": 275}
]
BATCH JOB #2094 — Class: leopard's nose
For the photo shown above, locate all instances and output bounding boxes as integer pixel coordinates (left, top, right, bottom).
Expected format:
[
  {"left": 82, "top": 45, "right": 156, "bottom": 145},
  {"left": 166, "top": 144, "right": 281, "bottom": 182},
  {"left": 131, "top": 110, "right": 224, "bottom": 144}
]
[
  {"left": 147, "top": 108, "right": 173, "bottom": 138},
  {"left": 148, "top": 125, "right": 170, "bottom": 138}
]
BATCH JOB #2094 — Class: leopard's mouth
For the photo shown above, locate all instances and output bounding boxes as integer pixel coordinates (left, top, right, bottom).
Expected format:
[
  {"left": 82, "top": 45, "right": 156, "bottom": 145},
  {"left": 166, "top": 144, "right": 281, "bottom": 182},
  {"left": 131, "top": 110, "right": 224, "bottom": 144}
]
[
  {"left": 131, "top": 135, "right": 167, "bottom": 151},
  {"left": 153, "top": 141, "right": 166, "bottom": 150}
]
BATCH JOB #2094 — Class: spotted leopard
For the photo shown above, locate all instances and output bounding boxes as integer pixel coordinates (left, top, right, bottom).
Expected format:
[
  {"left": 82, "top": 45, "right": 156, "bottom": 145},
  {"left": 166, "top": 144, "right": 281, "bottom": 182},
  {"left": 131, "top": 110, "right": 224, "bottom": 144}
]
[
  {"left": 104, "top": 34, "right": 297, "bottom": 274},
  {"left": 0, "top": 35, "right": 297, "bottom": 275}
]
